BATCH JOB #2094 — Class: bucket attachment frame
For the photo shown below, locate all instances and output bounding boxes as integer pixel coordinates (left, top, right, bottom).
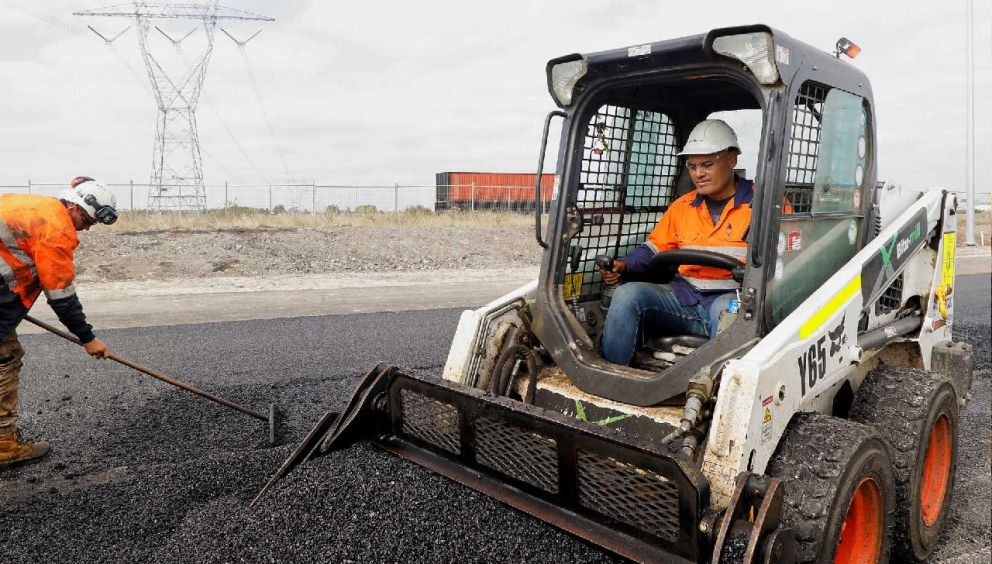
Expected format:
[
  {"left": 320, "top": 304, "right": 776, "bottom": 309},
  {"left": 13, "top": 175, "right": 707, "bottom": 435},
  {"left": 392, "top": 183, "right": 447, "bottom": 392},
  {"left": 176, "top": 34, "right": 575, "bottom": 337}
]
[{"left": 257, "top": 363, "right": 792, "bottom": 563}]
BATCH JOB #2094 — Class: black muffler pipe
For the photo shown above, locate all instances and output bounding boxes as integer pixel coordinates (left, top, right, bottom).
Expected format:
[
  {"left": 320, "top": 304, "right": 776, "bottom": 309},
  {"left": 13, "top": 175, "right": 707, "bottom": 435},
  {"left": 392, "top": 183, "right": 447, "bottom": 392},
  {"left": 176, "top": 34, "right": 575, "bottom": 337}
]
[{"left": 857, "top": 314, "right": 923, "bottom": 350}]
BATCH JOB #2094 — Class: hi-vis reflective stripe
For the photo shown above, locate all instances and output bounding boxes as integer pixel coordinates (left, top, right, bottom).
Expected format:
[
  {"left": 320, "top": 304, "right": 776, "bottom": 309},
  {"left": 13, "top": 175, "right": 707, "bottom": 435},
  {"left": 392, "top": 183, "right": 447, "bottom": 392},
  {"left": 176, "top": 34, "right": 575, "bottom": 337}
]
[
  {"left": 682, "top": 245, "right": 747, "bottom": 259},
  {"left": 0, "top": 260, "right": 16, "bottom": 289},
  {"left": 0, "top": 219, "right": 37, "bottom": 281},
  {"left": 799, "top": 275, "right": 861, "bottom": 339},
  {"left": 44, "top": 284, "right": 77, "bottom": 300},
  {"left": 682, "top": 275, "right": 740, "bottom": 290}
]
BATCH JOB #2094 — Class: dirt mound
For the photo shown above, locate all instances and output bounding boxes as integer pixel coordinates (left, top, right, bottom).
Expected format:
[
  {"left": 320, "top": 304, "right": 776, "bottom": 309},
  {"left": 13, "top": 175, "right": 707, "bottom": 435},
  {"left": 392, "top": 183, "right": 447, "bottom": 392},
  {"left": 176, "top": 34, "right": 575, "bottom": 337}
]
[{"left": 74, "top": 225, "right": 539, "bottom": 283}]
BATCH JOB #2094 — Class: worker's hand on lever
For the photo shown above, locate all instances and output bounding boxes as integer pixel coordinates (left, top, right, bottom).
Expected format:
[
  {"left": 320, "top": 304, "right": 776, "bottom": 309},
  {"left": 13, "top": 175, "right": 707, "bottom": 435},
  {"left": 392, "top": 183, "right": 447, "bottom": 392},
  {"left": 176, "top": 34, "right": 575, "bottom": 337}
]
[
  {"left": 598, "top": 259, "right": 626, "bottom": 285},
  {"left": 83, "top": 337, "right": 110, "bottom": 359}
]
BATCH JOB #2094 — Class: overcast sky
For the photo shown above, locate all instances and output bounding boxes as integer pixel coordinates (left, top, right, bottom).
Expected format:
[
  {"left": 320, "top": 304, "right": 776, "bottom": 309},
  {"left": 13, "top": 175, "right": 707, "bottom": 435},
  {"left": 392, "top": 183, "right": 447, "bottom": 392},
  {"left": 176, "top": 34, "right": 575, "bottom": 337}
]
[{"left": 1, "top": 0, "right": 990, "bottom": 197}]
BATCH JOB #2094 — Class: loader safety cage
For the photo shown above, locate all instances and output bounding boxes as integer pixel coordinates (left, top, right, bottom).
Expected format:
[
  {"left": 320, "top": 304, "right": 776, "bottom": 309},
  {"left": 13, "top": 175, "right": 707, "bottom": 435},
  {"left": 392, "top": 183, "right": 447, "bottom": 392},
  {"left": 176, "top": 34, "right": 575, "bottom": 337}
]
[{"left": 299, "top": 364, "right": 711, "bottom": 563}]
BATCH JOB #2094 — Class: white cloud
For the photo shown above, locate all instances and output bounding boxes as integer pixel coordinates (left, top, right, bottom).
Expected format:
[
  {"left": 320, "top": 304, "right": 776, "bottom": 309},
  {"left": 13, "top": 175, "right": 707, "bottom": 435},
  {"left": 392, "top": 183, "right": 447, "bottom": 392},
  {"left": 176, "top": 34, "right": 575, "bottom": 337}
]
[{"left": 0, "top": 0, "right": 988, "bottom": 198}]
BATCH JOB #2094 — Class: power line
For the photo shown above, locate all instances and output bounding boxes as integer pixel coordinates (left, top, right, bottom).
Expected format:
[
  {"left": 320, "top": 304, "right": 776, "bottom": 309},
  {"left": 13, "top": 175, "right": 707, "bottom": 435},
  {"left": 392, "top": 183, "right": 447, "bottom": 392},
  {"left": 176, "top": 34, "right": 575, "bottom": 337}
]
[
  {"left": 220, "top": 27, "right": 293, "bottom": 180},
  {"left": 168, "top": 34, "right": 271, "bottom": 185}
]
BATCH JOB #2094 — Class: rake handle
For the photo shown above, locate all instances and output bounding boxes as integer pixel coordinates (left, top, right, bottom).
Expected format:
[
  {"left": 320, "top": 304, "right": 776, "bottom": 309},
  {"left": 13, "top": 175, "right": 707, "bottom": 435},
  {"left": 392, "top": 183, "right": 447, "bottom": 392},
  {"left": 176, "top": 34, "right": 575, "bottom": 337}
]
[{"left": 24, "top": 315, "right": 268, "bottom": 422}]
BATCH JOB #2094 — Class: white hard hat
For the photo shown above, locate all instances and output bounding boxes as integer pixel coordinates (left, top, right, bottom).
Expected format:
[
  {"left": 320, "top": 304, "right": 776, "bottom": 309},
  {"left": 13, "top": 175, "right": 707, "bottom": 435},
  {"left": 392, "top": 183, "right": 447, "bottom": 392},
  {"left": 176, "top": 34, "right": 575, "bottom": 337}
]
[
  {"left": 677, "top": 119, "right": 740, "bottom": 156},
  {"left": 59, "top": 176, "right": 118, "bottom": 224}
]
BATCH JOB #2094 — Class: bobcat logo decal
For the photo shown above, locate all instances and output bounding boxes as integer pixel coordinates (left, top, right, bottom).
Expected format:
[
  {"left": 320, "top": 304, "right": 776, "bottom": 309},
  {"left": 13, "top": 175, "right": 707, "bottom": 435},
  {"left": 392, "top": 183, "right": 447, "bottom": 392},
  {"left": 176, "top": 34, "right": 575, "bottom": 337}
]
[{"left": 828, "top": 315, "right": 847, "bottom": 358}]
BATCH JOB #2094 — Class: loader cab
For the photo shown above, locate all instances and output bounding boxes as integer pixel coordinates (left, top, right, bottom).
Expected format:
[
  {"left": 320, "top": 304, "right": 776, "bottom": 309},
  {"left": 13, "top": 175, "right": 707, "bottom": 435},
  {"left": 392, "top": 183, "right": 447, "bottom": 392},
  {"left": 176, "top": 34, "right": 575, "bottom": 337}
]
[{"left": 531, "top": 25, "right": 877, "bottom": 406}]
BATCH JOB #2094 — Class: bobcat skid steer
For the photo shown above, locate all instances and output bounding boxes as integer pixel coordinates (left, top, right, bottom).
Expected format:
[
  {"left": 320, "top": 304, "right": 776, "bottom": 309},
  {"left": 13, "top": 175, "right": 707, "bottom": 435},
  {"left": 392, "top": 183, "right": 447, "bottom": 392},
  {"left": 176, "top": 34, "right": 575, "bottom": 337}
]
[{"left": 259, "top": 25, "right": 973, "bottom": 563}]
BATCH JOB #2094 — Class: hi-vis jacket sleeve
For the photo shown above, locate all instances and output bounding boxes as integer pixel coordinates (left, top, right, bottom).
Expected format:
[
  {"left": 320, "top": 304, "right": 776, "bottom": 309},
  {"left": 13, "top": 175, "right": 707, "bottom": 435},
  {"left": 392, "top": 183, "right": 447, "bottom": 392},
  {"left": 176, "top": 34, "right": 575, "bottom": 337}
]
[
  {"left": 35, "top": 232, "right": 95, "bottom": 344},
  {"left": 620, "top": 208, "right": 680, "bottom": 274}
]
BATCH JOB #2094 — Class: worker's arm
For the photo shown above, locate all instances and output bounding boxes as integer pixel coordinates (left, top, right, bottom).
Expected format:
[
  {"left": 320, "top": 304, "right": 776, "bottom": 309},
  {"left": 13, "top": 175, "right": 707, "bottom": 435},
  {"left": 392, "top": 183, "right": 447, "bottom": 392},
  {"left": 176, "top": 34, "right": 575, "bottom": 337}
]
[
  {"left": 33, "top": 236, "right": 109, "bottom": 358},
  {"left": 610, "top": 205, "right": 680, "bottom": 277}
]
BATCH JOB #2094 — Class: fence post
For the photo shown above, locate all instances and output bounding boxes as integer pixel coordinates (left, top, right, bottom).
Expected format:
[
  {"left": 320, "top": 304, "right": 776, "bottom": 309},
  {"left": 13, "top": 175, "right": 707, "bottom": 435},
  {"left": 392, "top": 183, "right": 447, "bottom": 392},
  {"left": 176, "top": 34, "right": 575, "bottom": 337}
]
[
  {"left": 507, "top": 185, "right": 511, "bottom": 212},
  {"left": 355, "top": 186, "right": 359, "bottom": 211},
  {"left": 27, "top": 179, "right": 31, "bottom": 194},
  {"left": 130, "top": 180, "right": 134, "bottom": 211},
  {"left": 224, "top": 181, "right": 228, "bottom": 209},
  {"left": 312, "top": 181, "right": 316, "bottom": 215},
  {"left": 269, "top": 184, "right": 273, "bottom": 212},
  {"left": 394, "top": 182, "right": 399, "bottom": 212},
  {"left": 471, "top": 182, "right": 476, "bottom": 211}
]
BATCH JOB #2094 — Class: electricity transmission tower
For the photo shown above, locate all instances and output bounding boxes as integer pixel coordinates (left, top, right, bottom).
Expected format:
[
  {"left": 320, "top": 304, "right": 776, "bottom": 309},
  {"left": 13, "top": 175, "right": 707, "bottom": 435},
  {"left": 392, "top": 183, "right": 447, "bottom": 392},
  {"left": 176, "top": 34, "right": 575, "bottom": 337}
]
[{"left": 75, "top": 2, "right": 273, "bottom": 211}]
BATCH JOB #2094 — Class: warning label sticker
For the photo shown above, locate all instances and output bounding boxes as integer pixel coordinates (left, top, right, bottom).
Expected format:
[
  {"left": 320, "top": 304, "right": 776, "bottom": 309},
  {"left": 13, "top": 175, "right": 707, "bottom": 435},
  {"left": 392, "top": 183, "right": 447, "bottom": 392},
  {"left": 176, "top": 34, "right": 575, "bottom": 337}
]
[
  {"left": 761, "top": 407, "right": 773, "bottom": 444},
  {"left": 786, "top": 230, "right": 802, "bottom": 252},
  {"left": 562, "top": 273, "right": 583, "bottom": 301},
  {"left": 942, "top": 232, "right": 956, "bottom": 287}
]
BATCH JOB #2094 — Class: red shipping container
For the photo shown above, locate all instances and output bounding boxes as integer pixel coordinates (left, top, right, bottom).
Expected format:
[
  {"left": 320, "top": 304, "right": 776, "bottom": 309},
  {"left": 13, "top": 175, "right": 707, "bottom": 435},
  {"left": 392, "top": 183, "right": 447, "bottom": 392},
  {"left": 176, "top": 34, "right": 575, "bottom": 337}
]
[{"left": 436, "top": 172, "right": 555, "bottom": 210}]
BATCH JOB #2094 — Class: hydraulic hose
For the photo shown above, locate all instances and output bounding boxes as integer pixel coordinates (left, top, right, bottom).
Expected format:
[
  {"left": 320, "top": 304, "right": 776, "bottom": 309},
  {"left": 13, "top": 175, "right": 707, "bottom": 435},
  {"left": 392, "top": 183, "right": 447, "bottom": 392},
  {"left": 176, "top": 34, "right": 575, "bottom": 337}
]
[{"left": 490, "top": 328, "right": 538, "bottom": 399}]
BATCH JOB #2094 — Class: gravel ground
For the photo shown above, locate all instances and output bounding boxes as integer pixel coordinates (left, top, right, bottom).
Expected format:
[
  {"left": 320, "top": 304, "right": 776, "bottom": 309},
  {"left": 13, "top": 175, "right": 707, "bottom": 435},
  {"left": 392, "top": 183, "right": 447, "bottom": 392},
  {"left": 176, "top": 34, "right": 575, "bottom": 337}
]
[
  {"left": 0, "top": 276, "right": 988, "bottom": 562},
  {"left": 73, "top": 225, "right": 539, "bottom": 282}
]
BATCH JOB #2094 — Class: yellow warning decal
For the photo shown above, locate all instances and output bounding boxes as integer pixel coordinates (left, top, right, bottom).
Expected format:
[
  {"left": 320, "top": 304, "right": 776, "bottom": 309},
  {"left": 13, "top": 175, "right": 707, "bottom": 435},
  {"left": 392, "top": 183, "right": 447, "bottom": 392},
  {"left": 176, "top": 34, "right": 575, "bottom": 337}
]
[
  {"left": 942, "top": 232, "right": 955, "bottom": 287},
  {"left": 562, "top": 273, "right": 583, "bottom": 301},
  {"left": 762, "top": 407, "right": 772, "bottom": 424},
  {"left": 799, "top": 274, "right": 861, "bottom": 340}
]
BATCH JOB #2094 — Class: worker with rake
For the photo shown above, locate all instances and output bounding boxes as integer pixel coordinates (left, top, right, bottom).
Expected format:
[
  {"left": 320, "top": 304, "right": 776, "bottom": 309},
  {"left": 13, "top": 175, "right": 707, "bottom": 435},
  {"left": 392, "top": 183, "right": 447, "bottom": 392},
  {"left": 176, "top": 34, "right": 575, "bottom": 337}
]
[{"left": 0, "top": 177, "right": 116, "bottom": 468}]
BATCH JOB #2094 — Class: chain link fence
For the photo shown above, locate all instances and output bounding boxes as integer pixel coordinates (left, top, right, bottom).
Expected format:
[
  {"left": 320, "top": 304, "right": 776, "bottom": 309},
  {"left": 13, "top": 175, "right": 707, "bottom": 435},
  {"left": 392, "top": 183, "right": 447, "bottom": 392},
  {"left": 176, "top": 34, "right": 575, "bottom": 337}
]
[{"left": 0, "top": 181, "right": 553, "bottom": 213}]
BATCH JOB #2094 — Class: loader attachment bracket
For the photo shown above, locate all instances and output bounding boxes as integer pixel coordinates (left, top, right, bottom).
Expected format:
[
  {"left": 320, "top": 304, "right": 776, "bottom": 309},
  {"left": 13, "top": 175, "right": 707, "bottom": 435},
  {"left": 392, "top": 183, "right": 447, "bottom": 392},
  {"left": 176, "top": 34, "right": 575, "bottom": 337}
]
[
  {"left": 711, "top": 473, "right": 795, "bottom": 563},
  {"left": 294, "top": 364, "right": 712, "bottom": 562}
]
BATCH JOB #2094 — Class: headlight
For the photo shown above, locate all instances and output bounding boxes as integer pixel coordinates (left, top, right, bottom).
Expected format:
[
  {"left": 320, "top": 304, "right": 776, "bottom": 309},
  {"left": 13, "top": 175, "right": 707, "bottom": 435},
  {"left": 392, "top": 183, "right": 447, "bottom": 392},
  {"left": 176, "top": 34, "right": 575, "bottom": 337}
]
[
  {"left": 549, "top": 58, "right": 588, "bottom": 106},
  {"left": 712, "top": 32, "right": 779, "bottom": 84}
]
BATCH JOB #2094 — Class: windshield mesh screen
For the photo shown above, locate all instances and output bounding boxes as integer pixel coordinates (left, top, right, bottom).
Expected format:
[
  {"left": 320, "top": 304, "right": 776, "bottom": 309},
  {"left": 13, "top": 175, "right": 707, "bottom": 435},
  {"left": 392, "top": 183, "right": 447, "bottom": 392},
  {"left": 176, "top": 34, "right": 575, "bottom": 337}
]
[
  {"left": 564, "top": 104, "right": 679, "bottom": 302},
  {"left": 784, "top": 82, "right": 827, "bottom": 214}
]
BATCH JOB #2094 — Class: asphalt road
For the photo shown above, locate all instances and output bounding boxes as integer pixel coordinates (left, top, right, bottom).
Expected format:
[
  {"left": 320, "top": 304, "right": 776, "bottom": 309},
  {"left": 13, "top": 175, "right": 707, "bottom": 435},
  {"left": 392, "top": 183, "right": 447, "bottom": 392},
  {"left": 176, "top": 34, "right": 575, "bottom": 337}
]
[{"left": 1, "top": 274, "right": 988, "bottom": 563}]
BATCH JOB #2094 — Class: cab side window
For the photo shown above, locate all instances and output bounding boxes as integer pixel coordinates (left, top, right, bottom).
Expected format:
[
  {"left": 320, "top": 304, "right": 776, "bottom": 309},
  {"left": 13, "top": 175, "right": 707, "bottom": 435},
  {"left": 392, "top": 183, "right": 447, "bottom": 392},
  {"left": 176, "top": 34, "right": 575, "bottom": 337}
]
[{"left": 770, "top": 81, "right": 871, "bottom": 324}]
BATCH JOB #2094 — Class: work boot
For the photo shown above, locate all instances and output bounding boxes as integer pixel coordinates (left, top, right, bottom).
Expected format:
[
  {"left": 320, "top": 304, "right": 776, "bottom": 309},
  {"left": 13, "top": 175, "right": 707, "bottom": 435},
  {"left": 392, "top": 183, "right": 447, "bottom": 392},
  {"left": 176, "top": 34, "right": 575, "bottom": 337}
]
[{"left": 0, "top": 429, "right": 50, "bottom": 468}]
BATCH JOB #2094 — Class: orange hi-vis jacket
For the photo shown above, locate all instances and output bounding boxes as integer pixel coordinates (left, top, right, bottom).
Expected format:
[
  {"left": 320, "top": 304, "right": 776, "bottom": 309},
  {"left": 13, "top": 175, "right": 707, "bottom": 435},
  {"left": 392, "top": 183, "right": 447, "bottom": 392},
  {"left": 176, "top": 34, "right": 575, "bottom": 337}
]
[
  {"left": 0, "top": 194, "right": 81, "bottom": 310},
  {"left": 644, "top": 179, "right": 751, "bottom": 289},
  {"left": 620, "top": 177, "right": 753, "bottom": 307}
]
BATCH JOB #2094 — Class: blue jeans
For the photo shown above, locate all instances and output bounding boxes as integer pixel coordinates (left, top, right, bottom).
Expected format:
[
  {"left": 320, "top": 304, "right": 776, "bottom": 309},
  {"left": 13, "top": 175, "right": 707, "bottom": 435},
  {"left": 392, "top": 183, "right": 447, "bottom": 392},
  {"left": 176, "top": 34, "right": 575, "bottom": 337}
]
[{"left": 600, "top": 283, "right": 733, "bottom": 366}]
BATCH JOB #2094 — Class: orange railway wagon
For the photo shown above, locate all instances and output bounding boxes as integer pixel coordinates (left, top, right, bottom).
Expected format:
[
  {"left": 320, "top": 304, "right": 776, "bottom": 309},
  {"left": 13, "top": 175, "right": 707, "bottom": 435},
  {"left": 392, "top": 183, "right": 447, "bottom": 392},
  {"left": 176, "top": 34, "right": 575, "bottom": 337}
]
[{"left": 435, "top": 172, "right": 555, "bottom": 211}]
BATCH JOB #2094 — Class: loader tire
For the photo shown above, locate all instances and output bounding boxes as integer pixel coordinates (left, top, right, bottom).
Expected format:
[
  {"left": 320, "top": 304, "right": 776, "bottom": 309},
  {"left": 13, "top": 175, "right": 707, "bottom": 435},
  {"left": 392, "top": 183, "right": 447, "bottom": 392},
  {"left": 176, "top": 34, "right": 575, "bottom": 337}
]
[
  {"left": 849, "top": 365, "right": 959, "bottom": 562},
  {"left": 766, "top": 413, "right": 895, "bottom": 563}
]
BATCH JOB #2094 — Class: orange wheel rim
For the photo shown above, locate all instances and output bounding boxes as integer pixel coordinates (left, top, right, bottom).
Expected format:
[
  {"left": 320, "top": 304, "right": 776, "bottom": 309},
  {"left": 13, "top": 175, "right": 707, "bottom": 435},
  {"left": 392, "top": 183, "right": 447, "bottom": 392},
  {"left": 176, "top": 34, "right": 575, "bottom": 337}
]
[
  {"left": 834, "top": 478, "right": 883, "bottom": 564},
  {"left": 920, "top": 414, "right": 952, "bottom": 526}
]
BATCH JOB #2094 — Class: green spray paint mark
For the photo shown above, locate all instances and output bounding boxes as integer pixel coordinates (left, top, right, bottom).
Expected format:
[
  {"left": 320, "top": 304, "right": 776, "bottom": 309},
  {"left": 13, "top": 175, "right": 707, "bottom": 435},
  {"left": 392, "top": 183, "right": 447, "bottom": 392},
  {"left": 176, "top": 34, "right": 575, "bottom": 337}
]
[
  {"left": 573, "top": 399, "right": 633, "bottom": 427},
  {"left": 595, "top": 414, "right": 633, "bottom": 427}
]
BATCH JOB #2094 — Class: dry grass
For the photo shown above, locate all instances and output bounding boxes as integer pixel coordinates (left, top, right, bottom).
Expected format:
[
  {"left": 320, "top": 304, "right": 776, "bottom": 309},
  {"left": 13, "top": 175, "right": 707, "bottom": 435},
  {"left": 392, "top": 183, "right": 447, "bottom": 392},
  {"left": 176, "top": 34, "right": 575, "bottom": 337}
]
[
  {"left": 106, "top": 209, "right": 535, "bottom": 232},
  {"left": 956, "top": 209, "right": 992, "bottom": 245}
]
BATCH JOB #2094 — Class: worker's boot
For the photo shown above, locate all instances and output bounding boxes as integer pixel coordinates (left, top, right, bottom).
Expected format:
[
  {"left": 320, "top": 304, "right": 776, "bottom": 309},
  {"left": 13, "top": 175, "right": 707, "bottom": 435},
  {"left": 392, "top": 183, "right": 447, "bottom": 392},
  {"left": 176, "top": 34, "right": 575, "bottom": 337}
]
[{"left": 0, "top": 428, "right": 50, "bottom": 468}]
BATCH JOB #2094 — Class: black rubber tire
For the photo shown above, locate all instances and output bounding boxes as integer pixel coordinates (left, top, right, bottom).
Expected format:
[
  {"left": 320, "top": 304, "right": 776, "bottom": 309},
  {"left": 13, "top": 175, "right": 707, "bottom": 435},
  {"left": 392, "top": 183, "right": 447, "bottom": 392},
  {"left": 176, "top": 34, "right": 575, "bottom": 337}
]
[
  {"left": 766, "top": 413, "right": 896, "bottom": 563},
  {"left": 849, "top": 365, "right": 959, "bottom": 562}
]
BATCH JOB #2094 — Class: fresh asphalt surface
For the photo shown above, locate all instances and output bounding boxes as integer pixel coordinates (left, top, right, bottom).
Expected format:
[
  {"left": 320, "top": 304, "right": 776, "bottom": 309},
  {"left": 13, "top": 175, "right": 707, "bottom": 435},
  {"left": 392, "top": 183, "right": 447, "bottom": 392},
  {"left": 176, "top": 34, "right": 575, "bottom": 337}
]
[{"left": 1, "top": 274, "right": 989, "bottom": 562}]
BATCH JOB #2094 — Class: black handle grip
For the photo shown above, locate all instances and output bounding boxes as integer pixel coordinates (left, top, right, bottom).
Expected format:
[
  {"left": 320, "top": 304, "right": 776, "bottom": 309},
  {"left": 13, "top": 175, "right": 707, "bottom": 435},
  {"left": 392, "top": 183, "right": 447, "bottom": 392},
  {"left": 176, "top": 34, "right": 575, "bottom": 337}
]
[{"left": 595, "top": 255, "right": 614, "bottom": 270}]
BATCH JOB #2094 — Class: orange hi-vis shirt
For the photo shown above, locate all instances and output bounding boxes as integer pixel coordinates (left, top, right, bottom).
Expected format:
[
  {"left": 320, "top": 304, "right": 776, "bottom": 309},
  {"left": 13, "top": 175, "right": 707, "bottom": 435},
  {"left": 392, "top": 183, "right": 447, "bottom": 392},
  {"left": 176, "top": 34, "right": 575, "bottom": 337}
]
[
  {"left": 0, "top": 194, "right": 80, "bottom": 310},
  {"left": 642, "top": 178, "right": 752, "bottom": 290}
]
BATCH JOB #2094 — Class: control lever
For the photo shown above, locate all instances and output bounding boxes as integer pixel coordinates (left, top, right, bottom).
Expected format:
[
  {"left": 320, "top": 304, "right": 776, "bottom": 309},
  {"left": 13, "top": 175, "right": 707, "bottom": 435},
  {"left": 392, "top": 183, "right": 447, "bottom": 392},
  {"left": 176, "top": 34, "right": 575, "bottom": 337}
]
[
  {"left": 569, "top": 245, "right": 584, "bottom": 273},
  {"left": 595, "top": 255, "right": 618, "bottom": 311}
]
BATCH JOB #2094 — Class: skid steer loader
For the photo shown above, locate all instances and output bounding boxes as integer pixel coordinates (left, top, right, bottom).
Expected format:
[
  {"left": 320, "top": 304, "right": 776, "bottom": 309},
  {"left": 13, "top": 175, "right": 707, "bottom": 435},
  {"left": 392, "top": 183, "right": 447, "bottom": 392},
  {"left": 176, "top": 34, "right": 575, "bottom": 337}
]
[{"left": 259, "top": 25, "right": 973, "bottom": 563}]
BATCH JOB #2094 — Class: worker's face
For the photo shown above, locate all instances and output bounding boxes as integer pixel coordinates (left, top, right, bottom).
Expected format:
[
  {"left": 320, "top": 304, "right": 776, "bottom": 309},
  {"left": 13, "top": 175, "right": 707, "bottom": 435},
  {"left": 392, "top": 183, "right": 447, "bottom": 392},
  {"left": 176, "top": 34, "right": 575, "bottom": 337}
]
[
  {"left": 687, "top": 150, "right": 738, "bottom": 197},
  {"left": 69, "top": 205, "right": 96, "bottom": 231}
]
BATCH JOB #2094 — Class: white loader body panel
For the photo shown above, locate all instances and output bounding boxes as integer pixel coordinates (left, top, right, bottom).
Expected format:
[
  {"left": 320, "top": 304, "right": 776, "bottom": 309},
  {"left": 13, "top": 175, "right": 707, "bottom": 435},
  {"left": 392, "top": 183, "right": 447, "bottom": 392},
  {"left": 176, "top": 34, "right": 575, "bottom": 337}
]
[
  {"left": 702, "top": 189, "right": 948, "bottom": 506},
  {"left": 443, "top": 280, "right": 538, "bottom": 386}
]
